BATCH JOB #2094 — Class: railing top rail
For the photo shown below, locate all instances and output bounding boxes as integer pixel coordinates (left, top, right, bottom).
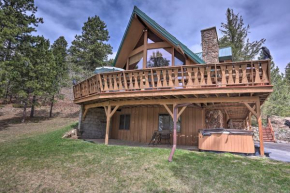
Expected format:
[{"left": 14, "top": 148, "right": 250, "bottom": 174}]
[{"left": 73, "top": 59, "right": 271, "bottom": 89}]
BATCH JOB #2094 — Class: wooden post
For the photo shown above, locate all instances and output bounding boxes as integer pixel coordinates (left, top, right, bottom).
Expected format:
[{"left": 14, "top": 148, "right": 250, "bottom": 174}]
[
  {"left": 105, "top": 105, "right": 111, "bottom": 145},
  {"left": 168, "top": 103, "right": 177, "bottom": 162},
  {"left": 126, "top": 58, "right": 129, "bottom": 70},
  {"left": 249, "top": 112, "right": 252, "bottom": 130},
  {"left": 104, "top": 105, "right": 120, "bottom": 145},
  {"left": 256, "top": 99, "right": 264, "bottom": 156},
  {"left": 172, "top": 47, "right": 175, "bottom": 66},
  {"left": 143, "top": 29, "right": 148, "bottom": 69}
]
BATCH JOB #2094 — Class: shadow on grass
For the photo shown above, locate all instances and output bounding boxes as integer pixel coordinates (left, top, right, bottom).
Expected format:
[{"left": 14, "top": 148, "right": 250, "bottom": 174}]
[{"left": 0, "top": 109, "right": 63, "bottom": 131}]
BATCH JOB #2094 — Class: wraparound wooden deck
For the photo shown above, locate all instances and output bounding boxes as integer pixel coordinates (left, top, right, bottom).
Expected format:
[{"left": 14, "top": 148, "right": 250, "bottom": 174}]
[{"left": 73, "top": 60, "right": 271, "bottom": 104}]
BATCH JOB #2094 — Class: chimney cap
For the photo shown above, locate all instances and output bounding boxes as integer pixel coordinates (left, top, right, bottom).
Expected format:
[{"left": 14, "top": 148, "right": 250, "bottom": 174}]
[{"left": 201, "top": 26, "right": 218, "bottom": 37}]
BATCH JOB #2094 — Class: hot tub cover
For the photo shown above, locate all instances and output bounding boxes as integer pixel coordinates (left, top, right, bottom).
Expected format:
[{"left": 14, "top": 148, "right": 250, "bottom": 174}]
[{"left": 199, "top": 128, "right": 254, "bottom": 136}]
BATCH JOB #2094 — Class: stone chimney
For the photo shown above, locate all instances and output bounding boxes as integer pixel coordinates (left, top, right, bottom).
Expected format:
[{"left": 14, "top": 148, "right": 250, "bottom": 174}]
[{"left": 201, "top": 27, "right": 219, "bottom": 64}]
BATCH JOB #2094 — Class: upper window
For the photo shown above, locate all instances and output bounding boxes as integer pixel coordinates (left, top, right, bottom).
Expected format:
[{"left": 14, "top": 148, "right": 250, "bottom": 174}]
[
  {"left": 119, "top": 114, "right": 130, "bottom": 130},
  {"left": 174, "top": 49, "right": 185, "bottom": 66},
  {"left": 147, "top": 48, "right": 172, "bottom": 68},
  {"left": 129, "top": 52, "right": 143, "bottom": 70},
  {"left": 158, "top": 114, "right": 181, "bottom": 132}
]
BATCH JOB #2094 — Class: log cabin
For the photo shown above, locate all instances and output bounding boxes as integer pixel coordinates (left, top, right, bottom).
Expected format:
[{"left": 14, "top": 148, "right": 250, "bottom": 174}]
[{"left": 73, "top": 6, "right": 273, "bottom": 161}]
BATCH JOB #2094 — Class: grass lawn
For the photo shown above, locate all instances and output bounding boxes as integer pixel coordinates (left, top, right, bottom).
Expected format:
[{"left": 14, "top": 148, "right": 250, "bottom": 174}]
[{"left": 0, "top": 123, "right": 289, "bottom": 193}]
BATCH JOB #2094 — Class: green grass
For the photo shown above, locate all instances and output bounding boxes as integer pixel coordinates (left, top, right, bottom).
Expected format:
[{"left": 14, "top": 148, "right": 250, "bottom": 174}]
[{"left": 0, "top": 124, "right": 289, "bottom": 193}]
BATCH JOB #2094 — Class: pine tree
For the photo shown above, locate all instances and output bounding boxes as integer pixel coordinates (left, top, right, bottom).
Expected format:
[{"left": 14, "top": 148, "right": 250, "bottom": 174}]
[
  {"left": 69, "top": 16, "right": 112, "bottom": 76},
  {"left": 147, "top": 51, "right": 170, "bottom": 67},
  {"left": 262, "top": 61, "right": 290, "bottom": 116},
  {"left": 49, "top": 36, "right": 68, "bottom": 117},
  {"left": 219, "top": 8, "right": 265, "bottom": 61},
  {"left": 0, "top": 0, "right": 43, "bottom": 99},
  {"left": 285, "top": 62, "right": 290, "bottom": 83},
  {"left": 12, "top": 36, "right": 56, "bottom": 121}
]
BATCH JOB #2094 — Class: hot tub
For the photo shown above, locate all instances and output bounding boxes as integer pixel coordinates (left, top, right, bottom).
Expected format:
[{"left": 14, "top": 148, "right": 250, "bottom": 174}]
[{"left": 198, "top": 129, "right": 255, "bottom": 154}]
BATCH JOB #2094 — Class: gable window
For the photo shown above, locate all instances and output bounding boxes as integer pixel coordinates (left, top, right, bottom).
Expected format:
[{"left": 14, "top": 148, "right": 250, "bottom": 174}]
[
  {"left": 158, "top": 114, "right": 181, "bottom": 132},
  {"left": 147, "top": 48, "right": 172, "bottom": 68},
  {"left": 119, "top": 114, "right": 130, "bottom": 130}
]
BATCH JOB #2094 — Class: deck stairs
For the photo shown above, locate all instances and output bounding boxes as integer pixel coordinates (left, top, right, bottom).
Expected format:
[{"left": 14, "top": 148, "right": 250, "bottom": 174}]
[{"left": 262, "top": 118, "right": 276, "bottom": 143}]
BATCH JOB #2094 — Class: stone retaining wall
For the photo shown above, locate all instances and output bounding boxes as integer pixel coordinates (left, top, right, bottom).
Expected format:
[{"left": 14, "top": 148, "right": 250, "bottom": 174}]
[{"left": 80, "top": 107, "right": 106, "bottom": 139}]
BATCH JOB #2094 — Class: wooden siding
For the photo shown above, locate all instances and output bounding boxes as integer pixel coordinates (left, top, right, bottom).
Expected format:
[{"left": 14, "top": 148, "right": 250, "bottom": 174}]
[{"left": 111, "top": 106, "right": 205, "bottom": 146}]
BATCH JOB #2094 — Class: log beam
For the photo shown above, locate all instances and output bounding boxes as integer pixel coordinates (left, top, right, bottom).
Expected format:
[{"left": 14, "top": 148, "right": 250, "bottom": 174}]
[
  {"left": 85, "top": 96, "right": 259, "bottom": 109},
  {"left": 242, "top": 102, "right": 258, "bottom": 118},
  {"left": 143, "top": 29, "right": 148, "bottom": 69},
  {"left": 163, "top": 104, "right": 173, "bottom": 118}
]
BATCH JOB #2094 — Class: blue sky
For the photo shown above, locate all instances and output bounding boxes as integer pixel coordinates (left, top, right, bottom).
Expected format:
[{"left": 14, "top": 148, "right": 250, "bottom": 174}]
[{"left": 34, "top": 0, "right": 290, "bottom": 71}]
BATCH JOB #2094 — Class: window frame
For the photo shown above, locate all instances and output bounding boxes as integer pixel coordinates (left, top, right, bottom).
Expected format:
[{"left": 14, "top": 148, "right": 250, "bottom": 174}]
[
  {"left": 119, "top": 114, "right": 131, "bottom": 130},
  {"left": 158, "top": 113, "right": 181, "bottom": 133}
]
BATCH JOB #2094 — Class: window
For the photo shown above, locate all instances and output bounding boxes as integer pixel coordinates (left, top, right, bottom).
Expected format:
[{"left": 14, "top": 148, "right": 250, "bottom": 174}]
[
  {"left": 147, "top": 48, "right": 172, "bottom": 68},
  {"left": 119, "top": 114, "right": 130, "bottom": 130},
  {"left": 129, "top": 52, "right": 143, "bottom": 70},
  {"left": 158, "top": 114, "right": 181, "bottom": 132}
]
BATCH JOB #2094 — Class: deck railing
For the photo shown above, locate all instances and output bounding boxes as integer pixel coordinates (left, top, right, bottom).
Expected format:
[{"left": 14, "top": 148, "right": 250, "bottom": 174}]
[{"left": 73, "top": 60, "right": 271, "bottom": 100}]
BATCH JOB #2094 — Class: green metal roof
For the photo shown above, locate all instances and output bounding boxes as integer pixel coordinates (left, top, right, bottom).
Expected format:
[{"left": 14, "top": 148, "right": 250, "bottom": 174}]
[{"left": 113, "top": 6, "right": 205, "bottom": 66}]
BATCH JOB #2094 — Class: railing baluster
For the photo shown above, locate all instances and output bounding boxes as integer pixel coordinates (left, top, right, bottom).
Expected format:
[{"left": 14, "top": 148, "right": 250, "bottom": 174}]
[
  {"left": 151, "top": 69, "right": 155, "bottom": 88},
  {"left": 199, "top": 67, "right": 205, "bottom": 86},
  {"left": 241, "top": 64, "right": 248, "bottom": 84},
  {"left": 122, "top": 71, "right": 128, "bottom": 90},
  {"left": 220, "top": 65, "right": 227, "bottom": 86},
  {"left": 254, "top": 63, "right": 261, "bottom": 84},
  {"left": 261, "top": 62, "right": 269, "bottom": 84},
  {"left": 193, "top": 68, "right": 199, "bottom": 86},
  {"left": 234, "top": 65, "right": 240, "bottom": 84}
]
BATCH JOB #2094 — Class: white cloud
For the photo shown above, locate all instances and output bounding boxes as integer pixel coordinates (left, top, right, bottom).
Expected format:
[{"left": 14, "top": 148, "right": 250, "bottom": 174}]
[
  {"left": 189, "top": 44, "right": 202, "bottom": 53},
  {"left": 108, "top": 51, "right": 117, "bottom": 60}
]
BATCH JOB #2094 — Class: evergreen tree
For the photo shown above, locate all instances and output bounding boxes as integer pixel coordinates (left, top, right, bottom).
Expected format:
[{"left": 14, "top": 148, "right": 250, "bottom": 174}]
[
  {"left": 219, "top": 8, "right": 265, "bottom": 61},
  {"left": 0, "top": 0, "right": 43, "bottom": 99},
  {"left": 147, "top": 51, "right": 170, "bottom": 67},
  {"left": 49, "top": 36, "right": 68, "bottom": 117},
  {"left": 11, "top": 36, "right": 56, "bottom": 121},
  {"left": 262, "top": 61, "right": 290, "bottom": 117},
  {"left": 69, "top": 16, "right": 112, "bottom": 76},
  {"left": 285, "top": 62, "right": 290, "bottom": 83}
]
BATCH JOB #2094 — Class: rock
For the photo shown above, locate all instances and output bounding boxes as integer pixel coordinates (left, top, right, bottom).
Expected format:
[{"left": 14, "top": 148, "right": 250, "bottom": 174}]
[{"left": 62, "top": 129, "right": 78, "bottom": 139}]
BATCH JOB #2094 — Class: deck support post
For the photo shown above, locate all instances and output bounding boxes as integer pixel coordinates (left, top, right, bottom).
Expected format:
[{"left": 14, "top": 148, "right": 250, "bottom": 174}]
[
  {"left": 105, "top": 105, "right": 111, "bottom": 145},
  {"left": 168, "top": 103, "right": 177, "bottom": 162},
  {"left": 243, "top": 100, "right": 264, "bottom": 156},
  {"left": 256, "top": 100, "right": 264, "bottom": 156},
  {"left": 104, "top": 105, "right": 120, "bottom": 145},
  {"left": 168, "top": 103, "right": 189, "bottom": 162}
]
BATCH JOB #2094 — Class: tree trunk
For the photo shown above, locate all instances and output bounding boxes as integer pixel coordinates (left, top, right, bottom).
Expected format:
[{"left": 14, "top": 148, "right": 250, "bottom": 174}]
[
  {"left": 22, "top": 97, "right": 28, "bottom": 123},
  {"left": 49, "top": 95, "right": 54, "bottom": 118},
  {"left": 5, "top": 80, "right": 10, "bottom": 99},
  {"left": 9, "top": 95, "right": 12, "bottom": 103},
  {"left": 30, "top": 95, "right": 36, "bottom": 118}
]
